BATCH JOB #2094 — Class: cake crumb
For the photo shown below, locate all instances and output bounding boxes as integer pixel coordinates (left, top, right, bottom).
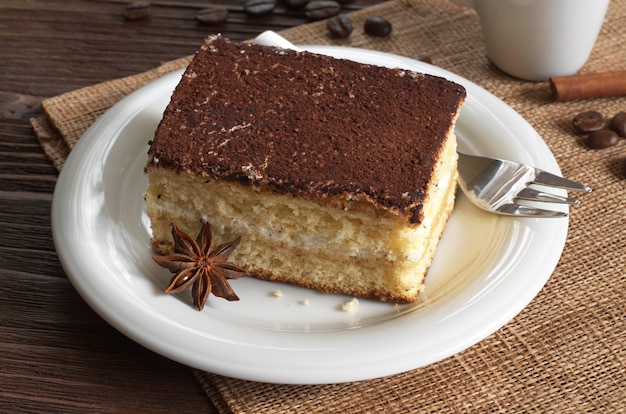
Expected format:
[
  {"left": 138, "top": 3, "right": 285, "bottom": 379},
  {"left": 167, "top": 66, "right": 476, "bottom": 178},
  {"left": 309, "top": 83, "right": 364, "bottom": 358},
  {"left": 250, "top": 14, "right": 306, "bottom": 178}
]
[
  {"left": 341, "top": 298, "right": 359, "bottom": 312},
  {"left": 272, "top": 289, "right": 283, "bottom": 297},
  {"left": 300, "top": 298, "right": 310, "bottom": 306}
]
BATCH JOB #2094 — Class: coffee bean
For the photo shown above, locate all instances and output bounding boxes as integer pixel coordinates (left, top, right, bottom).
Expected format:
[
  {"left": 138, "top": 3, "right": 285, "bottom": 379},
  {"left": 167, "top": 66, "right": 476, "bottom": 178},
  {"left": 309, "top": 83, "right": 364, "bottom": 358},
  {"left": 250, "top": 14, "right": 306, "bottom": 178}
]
[
  {"left": 415, "top": 55, "right": 433, "bottom": 64},
  {"left": 586, "top": 129, "right": 618, "bottom": 149},
  {"left": 305, "top": 1, "right": 341, "bottom": 20},
  {"left": 609, "top": 112, "right": 626, "bottom": 138},
  {"left": 196, "top": 7, "right": 229, "bottom": 25},
  {"left": 327, "top": 14, "right": 352, "bottom": 38},
  {"left": 572, "top": 110, "right": 605, "bottom": 134},
  {"left": 364, "top": 16, "right": 392, "bottom": 37},
  {"left": 244, "top": 0, "right": 276, "bottom": 15},
  {"left": 123, "top": 1, "right": 151, "bottom": 21},
  {"left": 284, "top": 0, "right": 310, "bottom": 7}
]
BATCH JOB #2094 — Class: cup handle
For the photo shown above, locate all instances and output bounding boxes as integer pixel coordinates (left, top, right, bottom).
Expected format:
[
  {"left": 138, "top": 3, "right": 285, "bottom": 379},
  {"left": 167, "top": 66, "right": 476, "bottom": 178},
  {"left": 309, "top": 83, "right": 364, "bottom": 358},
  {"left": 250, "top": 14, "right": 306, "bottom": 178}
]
[{"left": 449, "top": 0, "right": 476, "bottom": 8}]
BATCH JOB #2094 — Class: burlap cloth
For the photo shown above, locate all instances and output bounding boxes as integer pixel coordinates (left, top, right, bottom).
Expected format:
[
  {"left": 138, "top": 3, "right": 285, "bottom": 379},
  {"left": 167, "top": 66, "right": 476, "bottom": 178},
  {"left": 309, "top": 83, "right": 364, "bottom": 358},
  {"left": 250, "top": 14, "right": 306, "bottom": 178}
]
[{"left": 31, "top": 0, "right": 625, "bottom": 412}]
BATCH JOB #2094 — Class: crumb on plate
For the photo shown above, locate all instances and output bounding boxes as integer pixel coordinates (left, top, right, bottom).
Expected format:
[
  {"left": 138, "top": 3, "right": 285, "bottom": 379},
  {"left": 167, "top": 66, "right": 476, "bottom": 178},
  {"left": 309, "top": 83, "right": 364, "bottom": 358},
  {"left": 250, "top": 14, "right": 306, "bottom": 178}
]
[{"left": 341, "top": 298, "right": 359, "bottom": 312}]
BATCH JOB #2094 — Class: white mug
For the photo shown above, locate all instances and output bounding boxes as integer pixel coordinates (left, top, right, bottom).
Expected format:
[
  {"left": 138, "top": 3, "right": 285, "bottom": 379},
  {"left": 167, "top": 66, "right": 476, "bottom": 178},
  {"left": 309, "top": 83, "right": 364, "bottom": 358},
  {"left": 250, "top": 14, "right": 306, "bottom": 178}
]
[{"left": 450, "top": 0, "right": 610, "bottom": 81}]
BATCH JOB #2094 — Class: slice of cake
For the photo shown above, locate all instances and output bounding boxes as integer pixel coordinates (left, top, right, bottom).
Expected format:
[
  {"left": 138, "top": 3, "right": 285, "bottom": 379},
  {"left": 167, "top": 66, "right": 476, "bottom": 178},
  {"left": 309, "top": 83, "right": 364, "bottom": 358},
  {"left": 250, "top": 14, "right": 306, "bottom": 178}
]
[{"left": 145, "top": 35, "right": 466, "bottom": 303}]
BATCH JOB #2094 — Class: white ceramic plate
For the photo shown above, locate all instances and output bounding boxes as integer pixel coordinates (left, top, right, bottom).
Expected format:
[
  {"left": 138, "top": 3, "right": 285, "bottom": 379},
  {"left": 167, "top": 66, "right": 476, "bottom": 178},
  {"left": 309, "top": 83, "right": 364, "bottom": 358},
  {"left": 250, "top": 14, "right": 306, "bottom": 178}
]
[{"left": 52, "top": 45, "right": 568, "bottom": 385}]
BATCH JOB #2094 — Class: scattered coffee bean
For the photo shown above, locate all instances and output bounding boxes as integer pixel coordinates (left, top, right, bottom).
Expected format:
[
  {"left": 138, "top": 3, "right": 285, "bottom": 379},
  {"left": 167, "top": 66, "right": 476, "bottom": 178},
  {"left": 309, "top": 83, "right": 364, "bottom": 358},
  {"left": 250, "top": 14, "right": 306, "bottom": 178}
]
[
  {"left": 284, "top": 0, "right": 310, "bottom": 7},
  {"left": 572, "top": 110, "right": 605, "bottom": 134},
  {"left": 364, "top": 16, "right": 392, "bottom": 37},
  {"left": 415, "top": 55, "right": 433, "bottom": 64},
  {"left": 327, "top": 14, "right": 352, "bottom": 38},
  {"left": 196, "top": 7, "right": 229, "bottom": 25},
  {"left": 244, "top": 0, "right": 276, "bottom": 16},
  {"left": 305, "top": 1, "right": 341, "bottom": 20},
  {"left": 123, "top": 1, "right": 151, "bottom": 21},
  {"left": 609, "top": 111, "right": 626, "bottom": 138},
  {"left": 586, "top": 129, "right": 619, "bottom": 149}
]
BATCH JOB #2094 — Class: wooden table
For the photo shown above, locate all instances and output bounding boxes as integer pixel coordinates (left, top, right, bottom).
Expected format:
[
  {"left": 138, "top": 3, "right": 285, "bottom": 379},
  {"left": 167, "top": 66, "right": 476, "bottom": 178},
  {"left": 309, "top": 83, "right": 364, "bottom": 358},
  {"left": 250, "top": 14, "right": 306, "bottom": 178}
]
[{"left": 0, "top": 1, "right": 382, "bottom": 412}]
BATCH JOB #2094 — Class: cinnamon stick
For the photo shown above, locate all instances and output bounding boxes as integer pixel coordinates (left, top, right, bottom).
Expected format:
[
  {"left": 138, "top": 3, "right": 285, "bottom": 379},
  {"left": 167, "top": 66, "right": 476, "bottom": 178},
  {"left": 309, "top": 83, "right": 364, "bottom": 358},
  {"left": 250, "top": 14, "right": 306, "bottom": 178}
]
[{"left": 550, "top": 70, "right": 626, "bottom": 101}]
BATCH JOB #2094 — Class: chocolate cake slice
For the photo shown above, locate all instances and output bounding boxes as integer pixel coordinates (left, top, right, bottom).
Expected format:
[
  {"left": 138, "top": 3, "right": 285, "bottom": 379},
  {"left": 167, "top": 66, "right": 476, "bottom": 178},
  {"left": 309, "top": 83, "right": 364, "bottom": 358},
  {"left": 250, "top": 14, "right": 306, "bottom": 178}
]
[{"left": 145, "top": 35, "right": 466, "bottom": 303}]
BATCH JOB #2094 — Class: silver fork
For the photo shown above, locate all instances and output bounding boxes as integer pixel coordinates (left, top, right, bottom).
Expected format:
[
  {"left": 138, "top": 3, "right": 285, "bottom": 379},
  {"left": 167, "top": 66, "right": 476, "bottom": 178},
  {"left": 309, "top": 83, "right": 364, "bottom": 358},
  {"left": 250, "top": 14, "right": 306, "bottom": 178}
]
[{"left": 457, "top": 152, "right": 591, "bottom": 217}]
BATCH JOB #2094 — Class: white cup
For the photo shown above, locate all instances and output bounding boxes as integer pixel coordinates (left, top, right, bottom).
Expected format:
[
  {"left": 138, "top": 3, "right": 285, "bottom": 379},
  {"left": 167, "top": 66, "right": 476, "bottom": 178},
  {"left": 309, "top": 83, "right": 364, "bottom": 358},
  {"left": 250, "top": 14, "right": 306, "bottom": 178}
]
[{"left": 450, "top": 0, "right": 610, "bottom": 81}]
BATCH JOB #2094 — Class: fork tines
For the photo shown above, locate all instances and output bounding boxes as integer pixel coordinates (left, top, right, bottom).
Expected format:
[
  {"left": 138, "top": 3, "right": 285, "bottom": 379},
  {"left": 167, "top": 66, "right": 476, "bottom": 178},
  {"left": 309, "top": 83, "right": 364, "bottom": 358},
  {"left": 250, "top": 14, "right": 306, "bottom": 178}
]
[{"left": 532, "top": 170, "right": 592, "bottom": 193}]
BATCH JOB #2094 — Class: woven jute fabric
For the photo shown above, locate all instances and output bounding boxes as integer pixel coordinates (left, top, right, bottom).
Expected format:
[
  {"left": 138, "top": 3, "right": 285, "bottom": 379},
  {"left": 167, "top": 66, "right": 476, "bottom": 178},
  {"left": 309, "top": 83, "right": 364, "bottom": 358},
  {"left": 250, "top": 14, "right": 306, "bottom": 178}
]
[
  {"left": 31, "top": 55, "right": 192, "bottom": 170},
  {"left": 32, "top": 0, "right": 625, "bottom": 412}
]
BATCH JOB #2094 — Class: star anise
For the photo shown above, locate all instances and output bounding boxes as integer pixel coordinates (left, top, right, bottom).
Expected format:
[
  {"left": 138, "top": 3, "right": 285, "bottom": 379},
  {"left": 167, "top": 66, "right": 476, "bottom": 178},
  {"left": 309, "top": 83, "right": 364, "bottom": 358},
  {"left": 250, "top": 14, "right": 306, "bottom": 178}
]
[{"left": 152, "top": 222, "right": 248, "bottom": 310}]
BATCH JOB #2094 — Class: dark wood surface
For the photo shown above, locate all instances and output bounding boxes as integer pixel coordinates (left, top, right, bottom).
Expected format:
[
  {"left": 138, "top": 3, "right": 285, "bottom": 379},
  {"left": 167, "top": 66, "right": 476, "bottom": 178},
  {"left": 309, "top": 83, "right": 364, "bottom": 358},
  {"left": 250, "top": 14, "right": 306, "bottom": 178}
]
[{"left": 0, "top": 1, "right": 382, "bottom": 412}]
